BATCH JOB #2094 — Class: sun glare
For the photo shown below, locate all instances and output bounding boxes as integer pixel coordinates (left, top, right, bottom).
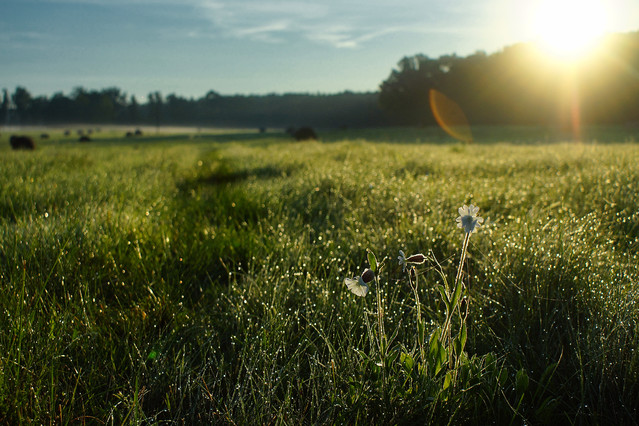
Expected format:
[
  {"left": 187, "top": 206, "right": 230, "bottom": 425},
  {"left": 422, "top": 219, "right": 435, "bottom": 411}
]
[{"left": 531, "top": 0, "right": 608, "bottom": 60}]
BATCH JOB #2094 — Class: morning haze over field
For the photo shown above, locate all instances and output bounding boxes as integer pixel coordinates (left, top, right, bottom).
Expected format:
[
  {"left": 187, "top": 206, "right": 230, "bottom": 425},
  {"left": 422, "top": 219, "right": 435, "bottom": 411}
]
[{"left": 3, "top": 1, "right": 639, "bottom": 424}]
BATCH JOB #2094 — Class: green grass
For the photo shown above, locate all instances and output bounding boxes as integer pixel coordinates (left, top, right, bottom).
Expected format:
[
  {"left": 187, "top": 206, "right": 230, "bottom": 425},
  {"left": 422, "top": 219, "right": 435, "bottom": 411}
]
[{"left": 1, "top": 128, "right": 638, "bottom": 423}]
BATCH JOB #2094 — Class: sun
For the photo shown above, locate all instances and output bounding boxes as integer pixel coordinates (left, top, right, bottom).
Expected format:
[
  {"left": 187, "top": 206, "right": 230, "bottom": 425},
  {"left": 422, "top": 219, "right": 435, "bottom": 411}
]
[{"left": 531, "top": 0, "right": 608, "bottom": 60}]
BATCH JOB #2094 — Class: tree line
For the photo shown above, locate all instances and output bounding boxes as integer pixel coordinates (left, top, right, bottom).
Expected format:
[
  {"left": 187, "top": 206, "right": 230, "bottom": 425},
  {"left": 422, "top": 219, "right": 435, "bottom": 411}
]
[
  {"left": 2, "top": 30, "right": 638, "bottom": 128},
  {"left": 380, "top": 31, "right": 639, "bottom": 127},
  {"left": 1, "top": 87, "right": 388, "bottom": 128}
]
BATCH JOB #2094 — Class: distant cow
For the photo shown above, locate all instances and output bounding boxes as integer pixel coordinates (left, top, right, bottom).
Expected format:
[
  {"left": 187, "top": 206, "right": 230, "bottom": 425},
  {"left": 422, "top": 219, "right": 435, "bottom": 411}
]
[
  {"left": 40, "top": 133, "right": 50, "bottom": 139},
  {"left": 292, "top": 126, "right": 318, "bottom": 141},
  {"left": 10, "top": 135, "right": 36, "bottom": 150},
  {"left": 125, "top": 131, "right": 134, "bottom": 137},
  {"left": 79, "top": 135, "right": 91, "bottom": 142},
  {"left": 134, "top": 129, "right": 143, "bottom": 136}
]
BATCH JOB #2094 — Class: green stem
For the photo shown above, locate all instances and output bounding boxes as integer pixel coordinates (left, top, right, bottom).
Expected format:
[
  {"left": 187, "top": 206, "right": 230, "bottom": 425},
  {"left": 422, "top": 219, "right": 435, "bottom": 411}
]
[
  {"left": 409, "top": 268, "right": 425, "bottom": 361},
  {"left": 374, "top": 274, "right": 387, "bottom": 402},
  {"left": 454, "top": 232, "right": 471, "bottom": 292},
  {"left": 448, "top": 232, "right": 471, "bottom": 370},
  {"left": 375, "top": 275, "right": 386, "bottom": 355}
]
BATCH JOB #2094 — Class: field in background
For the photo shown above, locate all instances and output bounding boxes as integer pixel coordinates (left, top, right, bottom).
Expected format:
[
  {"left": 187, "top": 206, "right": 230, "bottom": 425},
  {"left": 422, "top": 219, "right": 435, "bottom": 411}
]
[
  {"left": 1, "top": 127, "right": 638, "bottom": 423},
  {"left": 0, "top": 124, "right": 252, "bottom": 134}
]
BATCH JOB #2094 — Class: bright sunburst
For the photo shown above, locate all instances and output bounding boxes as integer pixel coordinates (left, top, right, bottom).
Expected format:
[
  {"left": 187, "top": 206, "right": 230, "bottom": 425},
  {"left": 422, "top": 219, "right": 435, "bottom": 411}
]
[{"left": 531, "top": 0, "right": 608, "bottom": 60}]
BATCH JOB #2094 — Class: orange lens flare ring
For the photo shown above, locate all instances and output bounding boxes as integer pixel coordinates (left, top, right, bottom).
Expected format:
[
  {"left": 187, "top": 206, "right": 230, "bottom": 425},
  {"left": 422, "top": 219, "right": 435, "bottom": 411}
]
[{"left": 429, "top": 89, "right": 473, "bottom": 143}]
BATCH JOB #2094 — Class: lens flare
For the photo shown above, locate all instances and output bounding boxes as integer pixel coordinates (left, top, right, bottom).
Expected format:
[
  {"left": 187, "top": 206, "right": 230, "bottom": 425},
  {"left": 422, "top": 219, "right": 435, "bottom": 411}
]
[{"left": 429, "top": 89, "right": 473, "bottom": 143}]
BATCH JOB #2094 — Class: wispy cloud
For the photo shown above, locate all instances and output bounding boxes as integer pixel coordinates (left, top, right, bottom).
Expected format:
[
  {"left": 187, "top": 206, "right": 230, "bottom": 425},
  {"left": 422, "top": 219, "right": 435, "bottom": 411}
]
[
  {"left": 194, "top": 1, "right": 328, "bottom": 43},
  {"left": 41, "top": 0, "right": 195, "bottom": 4},
  {"left": 233, "top": 21, "right": 291, "bottom": 42},
  {"left": 37, "top": 0, "right": 480, "bottom": 49},
  {"left": 0, "top": 30, "right": 56, "bottom": 49}
]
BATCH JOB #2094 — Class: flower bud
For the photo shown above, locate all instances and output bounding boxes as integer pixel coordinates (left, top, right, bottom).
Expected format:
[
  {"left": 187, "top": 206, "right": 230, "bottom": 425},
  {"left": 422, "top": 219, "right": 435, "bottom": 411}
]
[
  {"left": 406, "top": 253, "right": 426, "bottom": 264},
  {"left": 361, "top": 268, "right": 375, "bottom": 284}
]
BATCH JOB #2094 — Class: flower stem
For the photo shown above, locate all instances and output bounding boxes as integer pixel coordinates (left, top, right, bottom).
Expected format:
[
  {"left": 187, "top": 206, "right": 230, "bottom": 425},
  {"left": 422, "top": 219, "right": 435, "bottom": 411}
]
[
  {"left": 454, "top": 232, "right": 471, "bottom": 292},
  {"left": 375, "top": 275, "right": 386, "bottom": 354},
  {"left": 409, "top": 267, "right": 425, "bottom": 360},
  {"left": 447, "top": 232, "right": 471, "bottom": 371}
]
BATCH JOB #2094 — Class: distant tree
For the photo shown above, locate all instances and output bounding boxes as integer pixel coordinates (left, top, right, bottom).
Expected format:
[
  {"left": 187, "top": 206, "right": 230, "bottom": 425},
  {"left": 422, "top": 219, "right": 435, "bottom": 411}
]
[
  {"left": 166, "top": 93, "right": 196, "bottom": 124},
  {"left": 1, "top": 88, "right": 9, "bottom": 125},
  {"left": 46, "top": 92, "right": 75, "bottom": 123},
  {"left": 95, "top": 87, "right": 127, "bottom": 123},
  {"left": 72, "top": 87, "right": 91, "bottom": 122},
  {"left": 128, "top": 95, "right": 139, "bottom": 124},
  {"left": 29, "top": 96, "right": 48, "bottom": 123},
  {"left": 204, "top": 90, "right": 221, "bottom": 101},
  {"left": 12, "top": 86, "right": 32, "bottom": 124},
  {"left": 147, "top": 91, "right": 163, "bottom": 131},
  {"left": 378, "top": 55, "right": 445, "bottom": 125}
]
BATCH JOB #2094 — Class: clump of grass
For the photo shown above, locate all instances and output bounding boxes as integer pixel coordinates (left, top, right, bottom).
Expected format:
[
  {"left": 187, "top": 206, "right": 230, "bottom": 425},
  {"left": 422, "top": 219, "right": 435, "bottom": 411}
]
[{"left": 338, "top": 204, "right": 521, "bottom": 424}]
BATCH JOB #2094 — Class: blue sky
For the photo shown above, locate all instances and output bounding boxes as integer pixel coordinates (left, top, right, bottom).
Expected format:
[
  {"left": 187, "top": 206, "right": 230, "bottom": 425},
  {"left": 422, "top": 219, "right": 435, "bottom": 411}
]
[{"left": 2, "top": 0, "right": 638, "bottom": 99}]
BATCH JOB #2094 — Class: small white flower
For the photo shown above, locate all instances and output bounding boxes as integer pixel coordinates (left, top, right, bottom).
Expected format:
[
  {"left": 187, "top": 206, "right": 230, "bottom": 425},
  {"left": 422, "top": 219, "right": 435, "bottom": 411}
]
[
  {"left": 456, "top": 204, "right": 484, "bottom": 234},
  {"left": 344, "top": 268, "right": 374, "bottom": 297},
  {"left": 398, "top": 250, "right": 407, "bottom": 271}
]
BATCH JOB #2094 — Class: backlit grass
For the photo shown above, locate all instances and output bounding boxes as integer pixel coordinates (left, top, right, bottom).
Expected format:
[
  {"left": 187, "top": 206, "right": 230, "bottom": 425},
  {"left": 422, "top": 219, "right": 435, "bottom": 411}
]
[{"left": 1, "top": 129, "right": 638, "bottom": 423}]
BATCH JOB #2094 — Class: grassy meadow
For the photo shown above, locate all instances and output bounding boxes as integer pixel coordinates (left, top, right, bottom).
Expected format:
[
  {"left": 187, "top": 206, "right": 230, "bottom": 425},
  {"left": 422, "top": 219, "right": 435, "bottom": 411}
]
[{"left": 1, "top": 127, "right": 638, "bottom": 424}]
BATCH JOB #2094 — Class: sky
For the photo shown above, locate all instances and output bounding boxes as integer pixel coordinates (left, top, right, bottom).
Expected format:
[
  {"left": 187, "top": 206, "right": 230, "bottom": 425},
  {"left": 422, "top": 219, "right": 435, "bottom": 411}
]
[{"left": 2, "top": 0, "right": 639, "bottom": 100}]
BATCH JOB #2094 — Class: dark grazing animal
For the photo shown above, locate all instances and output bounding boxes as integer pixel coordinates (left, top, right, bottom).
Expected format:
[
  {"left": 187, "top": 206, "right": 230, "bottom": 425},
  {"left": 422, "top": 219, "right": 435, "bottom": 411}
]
[
  {"left": 10, "top": 135, "right": 36, "bottom": 150},
  {"left": 40, "top": 133, "right": 50, "bottom": 139},
  {"left": 79, "top": 135, "right": 91, "bottom": 142},
  {"left": 292, "top": 126, "right": 318, "bottom": 141}
]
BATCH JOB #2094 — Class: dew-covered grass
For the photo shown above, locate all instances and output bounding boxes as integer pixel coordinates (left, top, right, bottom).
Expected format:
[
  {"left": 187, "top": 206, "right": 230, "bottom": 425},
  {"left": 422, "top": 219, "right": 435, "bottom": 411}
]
[{"left": 1, "top": 128, "right": 638, "bottom": 423}]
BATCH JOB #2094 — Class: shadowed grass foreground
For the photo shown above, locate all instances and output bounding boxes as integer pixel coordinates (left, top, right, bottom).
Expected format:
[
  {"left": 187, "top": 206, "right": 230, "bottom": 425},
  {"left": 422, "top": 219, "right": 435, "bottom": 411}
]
[{"left": 0, "top": 129, "right": 638, "bottom": 423}]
